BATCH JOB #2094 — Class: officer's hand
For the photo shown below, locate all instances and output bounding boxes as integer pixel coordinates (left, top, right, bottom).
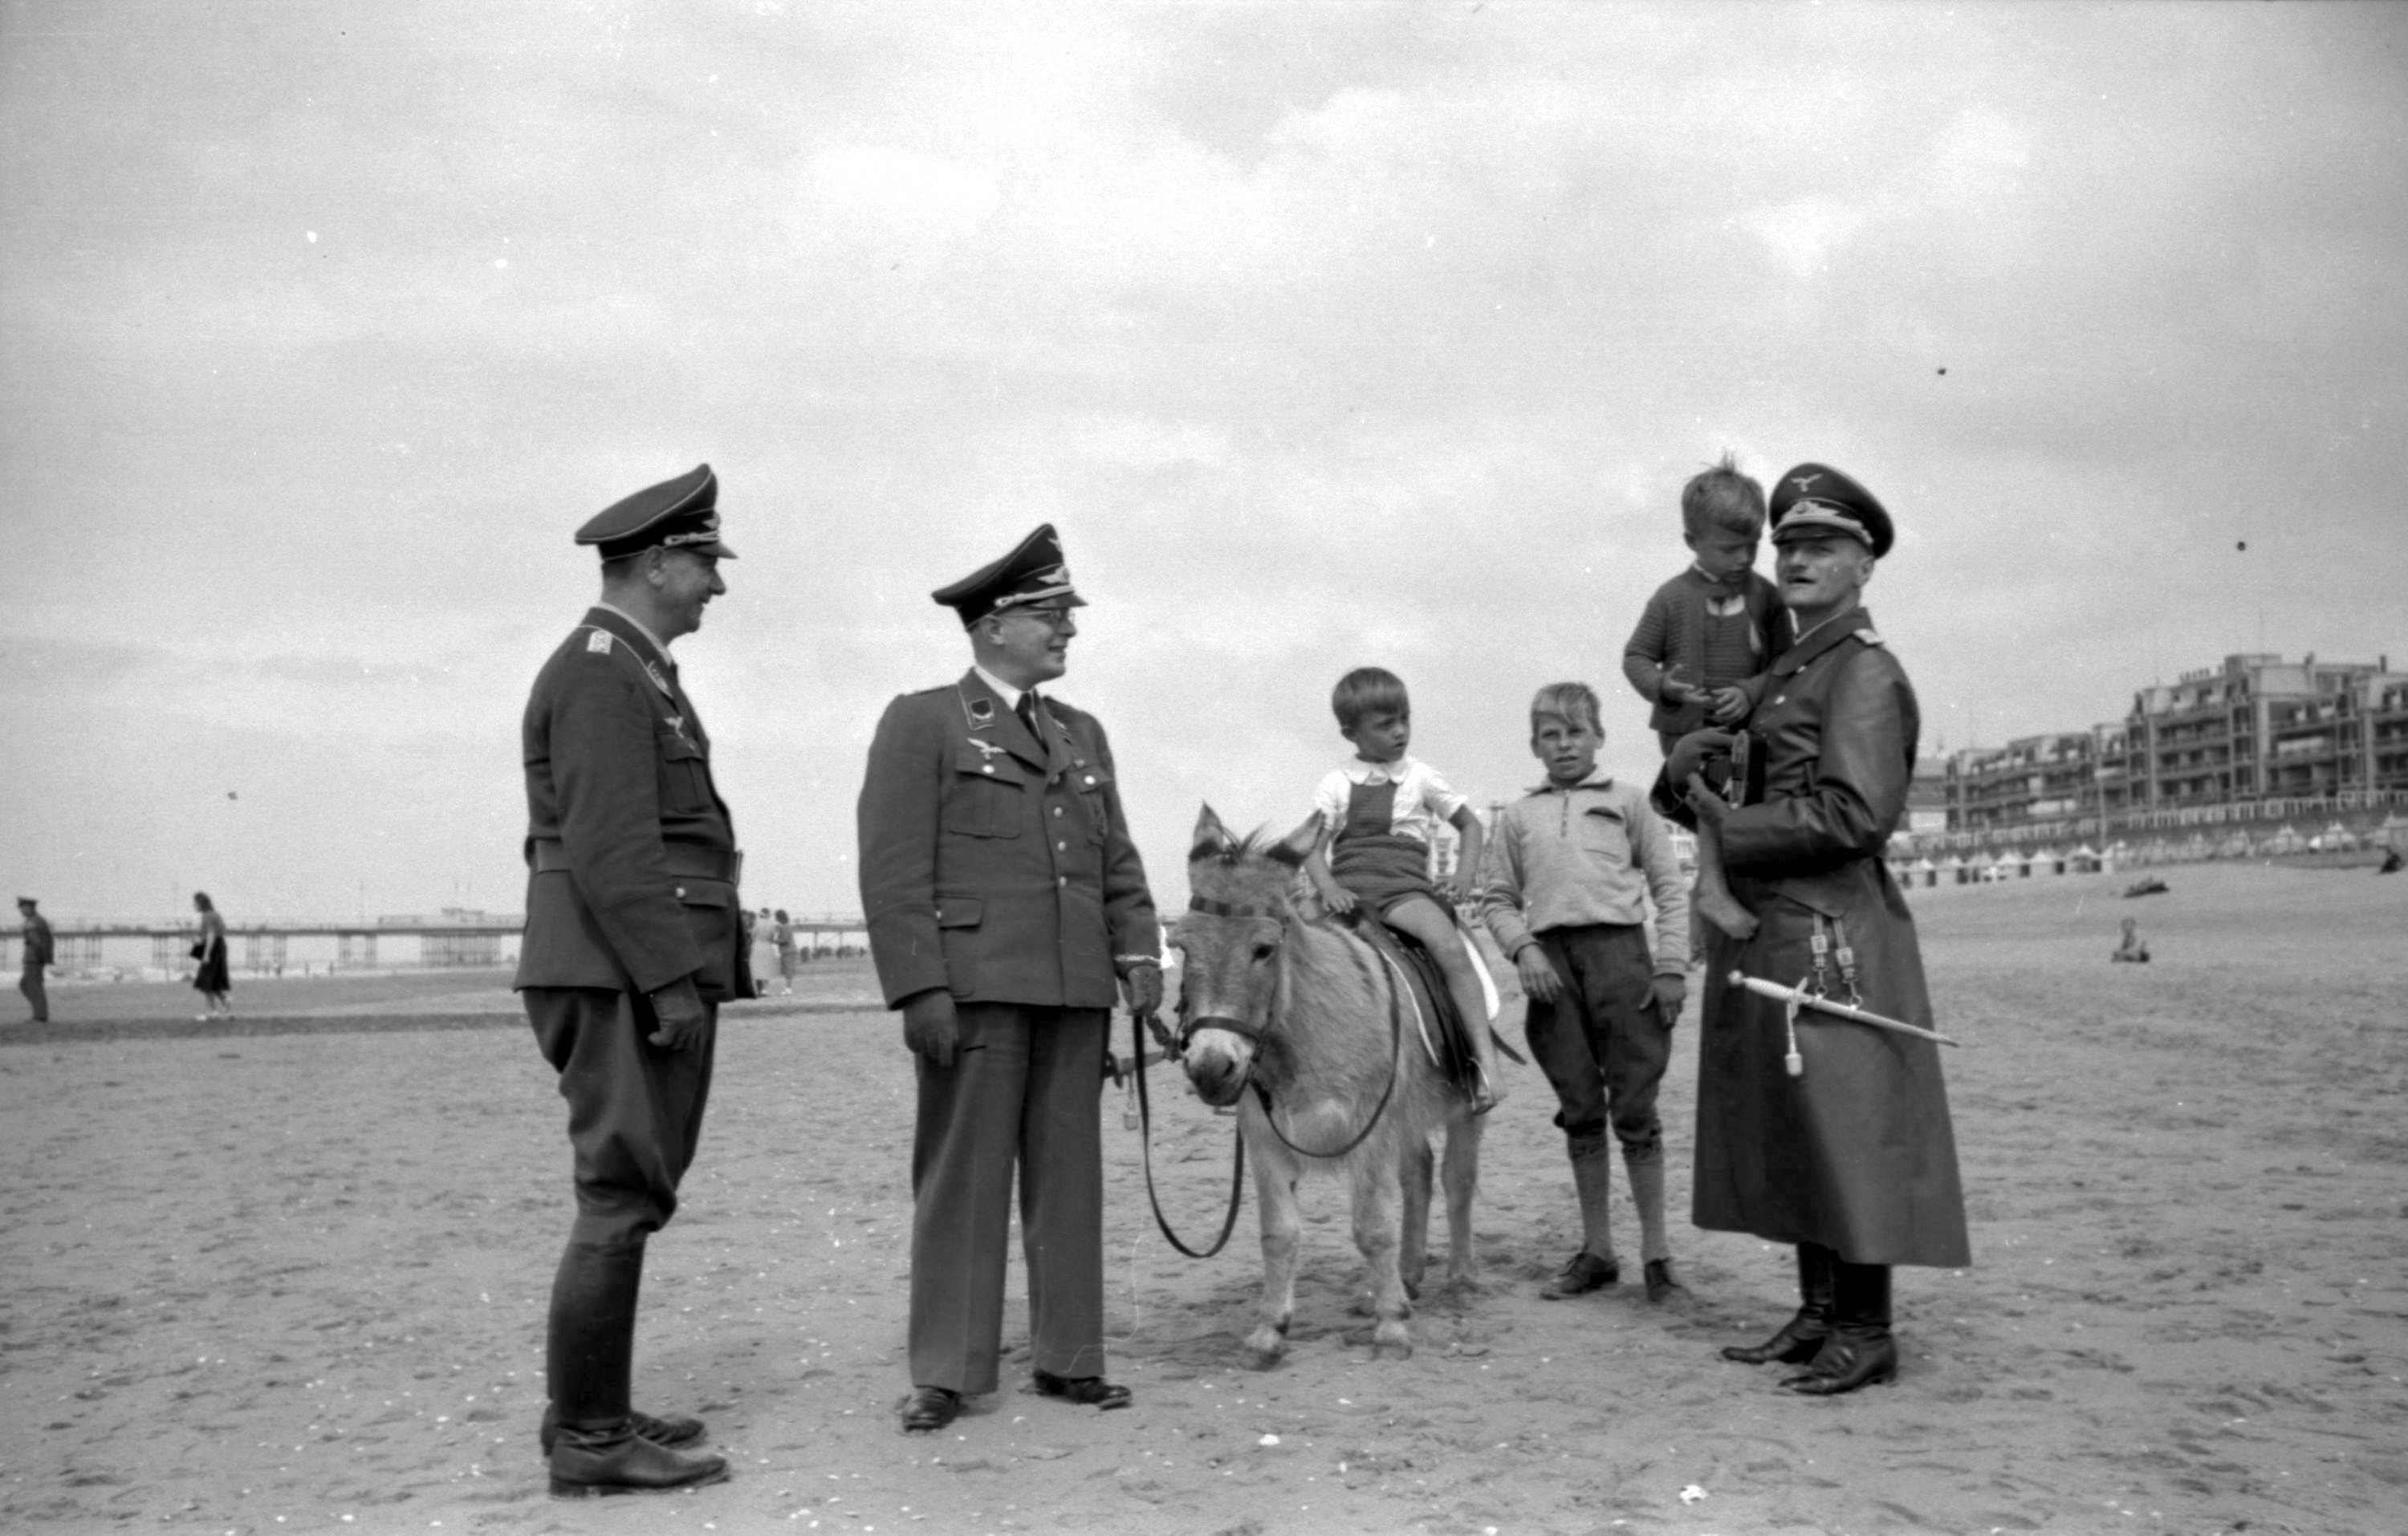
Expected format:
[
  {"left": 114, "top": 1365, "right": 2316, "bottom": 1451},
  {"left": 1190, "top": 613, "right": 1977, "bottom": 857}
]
[
  {"left": 1121, "top": 962, "right": 1163, "bottom": 1016},
  {"left": 1650, "top": 973, "right": 1687, "bottom": 1024},
  {"left": 1515, "top": 945, "right": 1564, "bottom": 1004},
  {"left": 647, "top": 979, "right": 710, "bottom": 1051},
  {"left": 1685, "top": 772, "right": 1733, "bottom": 826},
  {"left": 1666, "top": 729, "right": 1735, "bottom": 788},
  {"left": 1706, "top": 686, "right": 1751, "bottom": 725},
  {"left": 901, "top": 989, "right": 960, "bottom": 1067}
]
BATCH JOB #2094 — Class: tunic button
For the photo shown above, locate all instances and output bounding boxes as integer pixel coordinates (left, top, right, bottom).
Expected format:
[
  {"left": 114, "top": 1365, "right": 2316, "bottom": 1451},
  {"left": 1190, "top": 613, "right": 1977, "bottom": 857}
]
[
  {"left": 1056, "top": 840, "right": 1068, "bottom": 851},
  {"left": 982, "top": 765, "right": 995, "bottom": 775},
  {"left": 673, "top": 886, "right": 686, "bottom": 898},
  {"left": 1052, "top": 807, "right": 1064, "bottom": 817},
  {"left": 1772, "top": 696, "right": 1786, "bottom": 705},
  {"left": 1083, "top": 774, "right": 1096, "bottom": 786},
  {"left": 1057, "top": 876, "right": 1068, "bottom": 888}
]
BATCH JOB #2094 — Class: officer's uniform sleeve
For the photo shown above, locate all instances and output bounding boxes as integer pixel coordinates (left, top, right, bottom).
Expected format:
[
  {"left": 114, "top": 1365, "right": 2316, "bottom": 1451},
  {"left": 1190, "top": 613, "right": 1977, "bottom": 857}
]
[
  {"left": 857, "top": 694, "right": 949, "bottom": 1006},
  {"left": 1719, "top": 645, "right": 1913, "bottom": 873},
  {"left": 1090, "top": 719, "right": 1161, "bottom": 965},
  {"left": 551, "top": 654, "right": 706, "bottom": 994}
]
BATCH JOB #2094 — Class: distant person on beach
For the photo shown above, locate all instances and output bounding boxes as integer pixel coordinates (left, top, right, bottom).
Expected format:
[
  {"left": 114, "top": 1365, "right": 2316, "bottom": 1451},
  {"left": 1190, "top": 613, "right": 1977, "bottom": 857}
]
[
  {"left": 857, "top": 524, "right": 1161, "bottom": 1435},
  {"left": 771, "top": 909, "right": 796, "bottom": 993},
  {"left": 2381, "top": 847, "right": 2403, "bottom": 876},
  {"left": 191, "top": 892, "right": 232, "bottom": 1020},
  {"left": 1659, "top": 462, "right": 1970, "bottom": 1397},
  {"left": 514, "top": 465, "right": 742, "bottom": 1497},
  {"left": 746, "top": 907, "right": 777, "bottom": 998},
  {"left": 1622, "top": 455, "right": 1789, "bottom": 945},
  {"left": 16, "top": 896, "right": 52, "bottom": 1024},
  {"left": 2111, "top": 916, "right": 2151, "bottom": 963},
  {"left": 1480, "top": 683, "right": 1693, "bottom": 1303}
]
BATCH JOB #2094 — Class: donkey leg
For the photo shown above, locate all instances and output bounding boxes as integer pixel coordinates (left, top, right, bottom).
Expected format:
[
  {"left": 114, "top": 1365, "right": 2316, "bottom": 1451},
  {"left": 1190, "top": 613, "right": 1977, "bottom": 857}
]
[
  {"left": 1350, "top": 1157, "right": 1413, "bottom": 1359},
  {"left": 1440, "top": 1113, "right": 1487, "bottom": 1290},
  {"left": 1397, "top": 1135, "right": 1434, "bottom": 1302},
  {"left": 1244, "top": 1152, "right": 1303, "bottom": 1367}
]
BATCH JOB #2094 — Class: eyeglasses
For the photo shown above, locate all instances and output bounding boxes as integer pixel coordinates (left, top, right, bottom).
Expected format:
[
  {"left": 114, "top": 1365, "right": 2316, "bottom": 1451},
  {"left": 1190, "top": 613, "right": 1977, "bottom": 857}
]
[{"left": 996, "top": 605, "right": 1076, "bottom": 631}]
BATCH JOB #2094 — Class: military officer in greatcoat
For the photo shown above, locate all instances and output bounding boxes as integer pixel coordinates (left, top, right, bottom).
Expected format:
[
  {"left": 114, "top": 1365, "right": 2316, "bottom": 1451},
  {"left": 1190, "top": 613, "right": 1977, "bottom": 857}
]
[
  {"left": 516, "top": 464, "right": 742, "bottom": 1495},
  {"left": 857, "top": 525, "right": 1162, "bottom": 1434},
  {"left": 1659, "top": 464, "right": 1971, "bottom": 1396}
]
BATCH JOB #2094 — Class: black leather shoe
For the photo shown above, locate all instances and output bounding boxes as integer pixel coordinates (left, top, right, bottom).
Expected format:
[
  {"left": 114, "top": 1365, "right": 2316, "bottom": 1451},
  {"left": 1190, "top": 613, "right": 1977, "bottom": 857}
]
[
  {"left": 548, "top": 1432, "right": 730, "bottom": 1498},
  {"left": 1032, "top": 1371, "right": 1132, "bottom": 1410},
  {"left": 900, "top": 1386, "right": 962, "bottom": 1432},
  {"left": 1782, "top": 1330, "right": 1898, "bottom": 1395},
  {"left": 1643, "top": 1258, "right": 1686, "bottom": 1303},
  {"left": 1721, "top": 1308, "right": 1831, "bottom": 1365},
  {"left": 1540, "top": 1250, "right": 1620, "bottom": 1299},
  {"left": 540, "top": 1405, "right": 706, "bottom": 1457}
]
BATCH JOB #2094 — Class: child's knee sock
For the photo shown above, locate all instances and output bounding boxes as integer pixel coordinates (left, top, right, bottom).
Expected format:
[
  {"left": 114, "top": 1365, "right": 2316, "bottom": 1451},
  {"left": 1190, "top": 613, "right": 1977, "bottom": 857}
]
[{"left": 1624, "top": 1144, "right": 1670, "bottom": 1263}]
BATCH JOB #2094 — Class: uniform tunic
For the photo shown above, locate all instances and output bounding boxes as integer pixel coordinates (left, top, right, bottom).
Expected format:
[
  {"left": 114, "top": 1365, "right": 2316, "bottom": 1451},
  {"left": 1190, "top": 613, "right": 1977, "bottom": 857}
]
[
  {"left": 857, "top": 669, "right": 1160, "bottom": 1393},
  {"left": 516, "top": 604, "right": 742, "bottom": 1245},
  {"left": 1662, "top": 609, "right": 1971, "bottom": 1269}
]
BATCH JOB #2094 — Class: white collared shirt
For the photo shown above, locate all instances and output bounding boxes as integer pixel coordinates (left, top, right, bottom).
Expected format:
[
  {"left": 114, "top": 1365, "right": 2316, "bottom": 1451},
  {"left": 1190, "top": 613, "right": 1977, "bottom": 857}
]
[
  {"left": 594, "top": 599, "right": 674, "bottom": 664},
  {"left": 972, "top": 664, "right": 1034, "bottom": 714},
  {"left": 1311, "top": 754, "right": 1467, "bottom": 845}
]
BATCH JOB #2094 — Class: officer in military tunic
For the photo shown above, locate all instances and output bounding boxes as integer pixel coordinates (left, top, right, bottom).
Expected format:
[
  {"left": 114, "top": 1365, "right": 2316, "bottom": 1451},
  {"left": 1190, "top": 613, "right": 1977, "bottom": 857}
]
[
  {"left": 516, "top": 464, "right": 742, "bottom": 1495},
  {"left": 1659, "top": 464, "right": 1971, "bottom": 1396},
  {"left": 856, "top": 525, "right": 1162, "bottom": 1434}
]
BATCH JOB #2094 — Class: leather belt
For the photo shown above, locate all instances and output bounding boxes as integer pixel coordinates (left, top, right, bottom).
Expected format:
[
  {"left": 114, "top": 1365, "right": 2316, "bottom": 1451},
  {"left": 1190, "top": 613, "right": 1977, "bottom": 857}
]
[{"left": 530, "top": 839, "right": 742, "bottom": 885}]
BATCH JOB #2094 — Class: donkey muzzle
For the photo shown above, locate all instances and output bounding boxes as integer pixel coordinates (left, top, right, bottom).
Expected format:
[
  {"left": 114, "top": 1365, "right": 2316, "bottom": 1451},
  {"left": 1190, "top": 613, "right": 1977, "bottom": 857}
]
[{"left": 1180, "top": 1016, "right": 1257, "bottom": 1107}]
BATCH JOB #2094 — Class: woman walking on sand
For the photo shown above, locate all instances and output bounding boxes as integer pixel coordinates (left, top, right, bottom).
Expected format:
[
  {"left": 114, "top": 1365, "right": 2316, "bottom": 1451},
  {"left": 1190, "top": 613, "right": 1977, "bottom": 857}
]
[{"left": 192, "top": 892, "right": 233, "bottom": 1020}]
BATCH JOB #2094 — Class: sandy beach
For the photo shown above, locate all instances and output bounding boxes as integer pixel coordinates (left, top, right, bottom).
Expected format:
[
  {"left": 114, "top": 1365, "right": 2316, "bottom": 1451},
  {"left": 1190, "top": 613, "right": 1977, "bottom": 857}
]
[{"left": 4, "top": 859, "right": 2403, "bottom": 1535}]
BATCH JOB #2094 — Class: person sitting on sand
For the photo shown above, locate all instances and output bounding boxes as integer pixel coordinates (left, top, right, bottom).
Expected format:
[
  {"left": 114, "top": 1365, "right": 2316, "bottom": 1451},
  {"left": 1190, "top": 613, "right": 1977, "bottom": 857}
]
[{"left": 2110, "top": 916, "right": 2150, "bottom": 963}]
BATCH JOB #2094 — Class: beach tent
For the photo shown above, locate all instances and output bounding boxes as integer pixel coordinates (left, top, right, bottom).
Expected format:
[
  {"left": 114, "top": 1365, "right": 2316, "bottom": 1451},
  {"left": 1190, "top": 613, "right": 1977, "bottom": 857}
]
[
  {"left": 2319, "top": 820, "right": 2357, "bottom": 851},
  {"left": 2031, "top": 847, "right": 2065, "bottom": 876},
  {"left": 2069, "top": 844, "right": 2101, "bottom": 873},
  {"left": 1914, "top": 857, "right": 1938, "bottom": 888},
  {"left": 1945, "top": 854, "right": 1973, "bottom": 885},
  {"left": 2263, "top": 823, "right": 2304, "bottom": 855}
]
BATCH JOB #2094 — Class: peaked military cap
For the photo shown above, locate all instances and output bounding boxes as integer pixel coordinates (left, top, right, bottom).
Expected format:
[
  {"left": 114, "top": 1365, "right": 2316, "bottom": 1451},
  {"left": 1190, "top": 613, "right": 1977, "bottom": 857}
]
[
  {"left": 1770, "top": 462, "right": 1893, "bottom": 558},
  {"left": 931, "top": 523, "right": 1088, "bottom": 627},
  {"left": 576, "top": 464, "right": 737, "bottom": 561}
]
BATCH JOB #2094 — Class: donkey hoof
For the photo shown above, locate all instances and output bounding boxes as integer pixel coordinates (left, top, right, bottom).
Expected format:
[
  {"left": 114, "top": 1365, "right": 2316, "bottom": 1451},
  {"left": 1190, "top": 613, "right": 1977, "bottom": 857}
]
[
  {"left": 1243, "top": 1328, "right": 1287, "bottom": 1366},
  {"left": 1373, "top": 1331, "right": 1413, "bottom": 1361}
]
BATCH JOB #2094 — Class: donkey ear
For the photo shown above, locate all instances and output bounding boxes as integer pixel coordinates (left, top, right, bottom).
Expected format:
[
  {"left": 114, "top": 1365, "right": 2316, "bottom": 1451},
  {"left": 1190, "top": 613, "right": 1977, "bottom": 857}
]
[
  {"left": 1267, "top": 813, "right": 1319, "bottom": 868},
  {"left": 1190, "top": 803, "right": 1232, "bottom": 860}
]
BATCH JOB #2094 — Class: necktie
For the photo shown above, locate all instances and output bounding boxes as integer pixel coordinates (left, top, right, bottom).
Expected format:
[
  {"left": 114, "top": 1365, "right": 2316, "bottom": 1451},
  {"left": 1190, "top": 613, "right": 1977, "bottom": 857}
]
[{"left": 1016, "top": 692, "right": 1040, "bottom": 738}]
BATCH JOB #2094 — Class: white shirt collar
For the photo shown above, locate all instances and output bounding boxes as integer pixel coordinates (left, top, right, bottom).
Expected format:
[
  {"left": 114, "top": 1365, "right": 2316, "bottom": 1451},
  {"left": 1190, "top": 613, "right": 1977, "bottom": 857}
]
[
  {"left": 973, "top": 663, "right": 1027, "bottom": 711},
  {"left": 594, "top": 599, "right": 673, "bottom": 663},
  {"left": 1340, "top": 754, "right": 1412, "bottom": 784}
]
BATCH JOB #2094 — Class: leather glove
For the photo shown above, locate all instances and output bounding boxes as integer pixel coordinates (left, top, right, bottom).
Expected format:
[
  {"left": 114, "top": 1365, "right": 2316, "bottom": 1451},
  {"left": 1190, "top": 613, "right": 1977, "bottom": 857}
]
[
  {"left": 1666, "top": 729, "right": 1736, "bottom": 790},
  {"left": 901, "top": 989, "right": 960, "bottom": 1067},
  {"left": 1121, "top": 962, "right": 1163, "bottom": 1016},
  {"left": 646, "top": 977, "right": 711, "bottom": 1051}
]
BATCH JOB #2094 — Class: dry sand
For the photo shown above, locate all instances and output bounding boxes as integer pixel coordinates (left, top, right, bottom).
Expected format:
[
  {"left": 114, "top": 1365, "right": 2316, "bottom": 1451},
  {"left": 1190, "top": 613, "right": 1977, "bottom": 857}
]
[{"left": 3, "top": 862, "right": 2403, "bottom": 1535}]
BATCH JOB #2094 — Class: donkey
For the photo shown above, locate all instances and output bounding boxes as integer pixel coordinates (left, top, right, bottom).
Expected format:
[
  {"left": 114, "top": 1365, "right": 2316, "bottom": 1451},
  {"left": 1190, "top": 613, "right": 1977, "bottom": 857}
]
[{"left": 1173, "top": 805, "right": 1484, "bottom": 1363}]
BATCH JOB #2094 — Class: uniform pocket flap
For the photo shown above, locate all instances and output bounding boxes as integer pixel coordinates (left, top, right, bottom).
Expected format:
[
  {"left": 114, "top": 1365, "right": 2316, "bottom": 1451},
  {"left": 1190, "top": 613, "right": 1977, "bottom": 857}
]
[
  {"left": 673, "top": 880, "right": 735, "bottom": 909},
  {"left": 952, "top": 743, "right": 1027, "bottom": 782},
  {"left": 934, "top": 898, "right": 984, "bottom": 929},
  {"left": 658, "top": 729, "right": 705, "bottom": 761}
]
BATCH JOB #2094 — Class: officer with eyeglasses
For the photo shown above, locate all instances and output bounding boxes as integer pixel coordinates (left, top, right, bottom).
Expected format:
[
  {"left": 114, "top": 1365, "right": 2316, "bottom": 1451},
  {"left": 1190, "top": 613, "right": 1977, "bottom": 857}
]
[{"left": 856, "top": 523, "right": 1161, "bottom": 1434}]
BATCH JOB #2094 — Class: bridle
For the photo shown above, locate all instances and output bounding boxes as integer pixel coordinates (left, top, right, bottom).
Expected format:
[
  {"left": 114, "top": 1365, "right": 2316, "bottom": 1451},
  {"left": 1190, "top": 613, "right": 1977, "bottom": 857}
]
[{"left": 1134, "top": 892, "right": 1409, "bottom": 1263}]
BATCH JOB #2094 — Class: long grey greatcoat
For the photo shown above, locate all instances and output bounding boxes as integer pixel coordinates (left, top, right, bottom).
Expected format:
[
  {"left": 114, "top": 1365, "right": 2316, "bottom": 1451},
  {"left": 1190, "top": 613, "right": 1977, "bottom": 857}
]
[{"left": 1664, "top": 609, "right": 1971, "bottom": 1269}]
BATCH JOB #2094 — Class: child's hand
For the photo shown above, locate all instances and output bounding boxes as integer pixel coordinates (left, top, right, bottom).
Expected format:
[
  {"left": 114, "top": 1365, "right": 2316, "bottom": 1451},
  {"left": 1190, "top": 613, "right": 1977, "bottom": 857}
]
[
  {"left": 1322, "top": 884, "right": 1359, "bottom": 915},
  {"left": 1515, "top": 945, "right": 1564, "bottom": 1003},
  {"left": 1706, "top": 685, "right": 1751, "bottom": 724},
  {"left": 1442, "top": 869, "right": 1477, "bottom": 904}
]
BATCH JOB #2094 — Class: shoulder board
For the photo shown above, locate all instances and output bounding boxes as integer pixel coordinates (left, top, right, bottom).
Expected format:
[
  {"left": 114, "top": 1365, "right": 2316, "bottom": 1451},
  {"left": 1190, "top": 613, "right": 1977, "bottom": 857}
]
[
  {"left": 585, "top": 630, "right": 613, "bottom": 655},
  {"left": 900, "top": 684, "right": 951, "bottom": 701},
  {"left": 1853, "top": 627, "right": 1885, "bottom": 646}
]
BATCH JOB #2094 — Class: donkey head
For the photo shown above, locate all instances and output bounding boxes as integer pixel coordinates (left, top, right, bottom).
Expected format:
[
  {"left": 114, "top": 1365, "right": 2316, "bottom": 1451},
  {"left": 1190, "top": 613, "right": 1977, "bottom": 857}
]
[{"left": 1175, "top": 804, "right": 1316, "bottom": 1107}]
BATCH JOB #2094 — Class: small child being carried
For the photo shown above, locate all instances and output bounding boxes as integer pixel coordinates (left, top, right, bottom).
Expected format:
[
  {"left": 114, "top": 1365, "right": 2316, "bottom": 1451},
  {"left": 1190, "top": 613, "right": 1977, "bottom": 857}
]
[
  {"left": 1621, "top": 453, "right": 1788, "bottom": 941},
  {"left": 1300, "top": 667, "right": 1506, "bottom": 1114}
]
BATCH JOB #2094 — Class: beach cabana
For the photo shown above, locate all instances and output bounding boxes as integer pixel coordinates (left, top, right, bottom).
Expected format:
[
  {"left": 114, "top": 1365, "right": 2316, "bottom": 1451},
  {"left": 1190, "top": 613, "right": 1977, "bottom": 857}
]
[
  {"left": 1914, "top": 857, "right": 1938, "bottom": 888},
  {"left": 2069, "top": 843, "right": 2101, "bottom": 874}
]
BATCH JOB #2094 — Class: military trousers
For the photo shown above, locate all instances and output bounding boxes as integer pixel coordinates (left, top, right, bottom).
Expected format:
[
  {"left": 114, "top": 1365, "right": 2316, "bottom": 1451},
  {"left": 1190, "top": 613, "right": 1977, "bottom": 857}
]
[
  {"left": 909, "top": 1002, "right": 1108, "bottom": 1396},
  {"left": 19, "top": 965, "right": 47, "bottom": 1023},
  {"left": 1523, "top": 924, "right": 1672, "bottom": 1160},
  {"left": 525, "top": 986, "right": 717, "bottom": 1247}
]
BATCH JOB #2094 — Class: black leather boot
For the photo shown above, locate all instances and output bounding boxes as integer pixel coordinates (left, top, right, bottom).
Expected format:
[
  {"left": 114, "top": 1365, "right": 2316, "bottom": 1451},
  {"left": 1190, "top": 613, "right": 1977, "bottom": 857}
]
[
  {"left": 543, "top": 1241, "right": 730, "bottom": 1496},
  {"left": 1784, "top": 1259, "right": 1896, "bottom": 1395},
  {"left": 1722, "top": 1242, "right": 1834, "bottom": 1365}
]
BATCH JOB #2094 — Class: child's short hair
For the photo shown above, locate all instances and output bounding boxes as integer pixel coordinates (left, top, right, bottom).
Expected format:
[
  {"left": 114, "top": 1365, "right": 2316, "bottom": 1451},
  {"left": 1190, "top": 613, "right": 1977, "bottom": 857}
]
[
  {"left": 1681, "top": 453, "right": 1766, "bottom": 539},
  {"left": 1529, "top": 682, "right": 1602, "bottom": 734},
  {"left": 1332, "top": 667, "right": 1409, "bottom": 731}
]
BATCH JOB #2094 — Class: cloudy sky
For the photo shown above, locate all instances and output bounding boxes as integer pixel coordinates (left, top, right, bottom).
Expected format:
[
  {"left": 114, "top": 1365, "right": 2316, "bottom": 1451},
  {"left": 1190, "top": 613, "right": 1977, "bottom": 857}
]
[{"left": 4, "top": 1, "right": 2404, "bottom": 924}]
